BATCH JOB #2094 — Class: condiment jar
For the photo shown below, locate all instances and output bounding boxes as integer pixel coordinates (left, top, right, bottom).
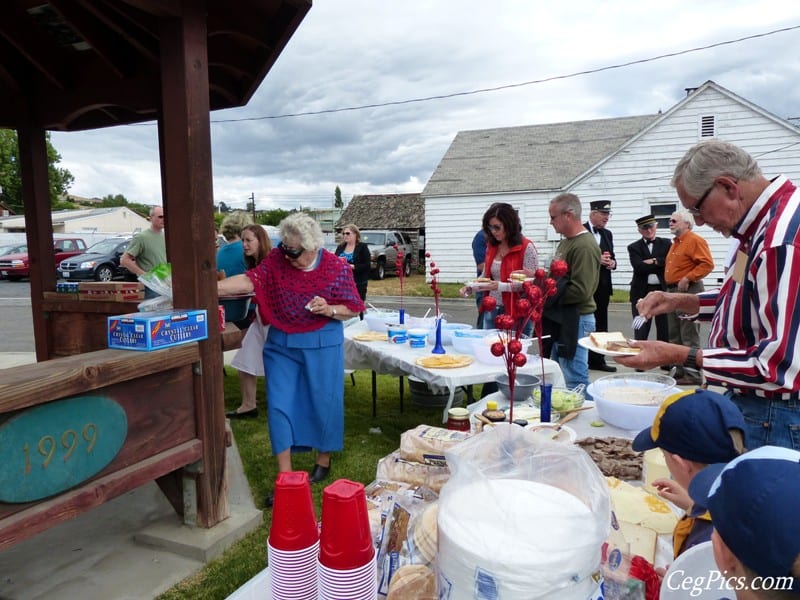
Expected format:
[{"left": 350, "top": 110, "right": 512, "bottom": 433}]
[{"left": 446, "top": 407, "right": 471, "bottom": 431}]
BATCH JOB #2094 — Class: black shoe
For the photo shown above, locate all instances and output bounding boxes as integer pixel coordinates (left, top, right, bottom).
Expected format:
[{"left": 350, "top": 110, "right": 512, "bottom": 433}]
[
  {"left": 590, "top": 364, "right": 617, "bottom": 372},
  {"left": 264, "top": 492, "right": 274, "bottom": 508},
  {"left": 309, "top": 463, "right": 331, "bottom": 483},
  {"left": 226, "top": 408, "right": 258, "bottom": 419}
]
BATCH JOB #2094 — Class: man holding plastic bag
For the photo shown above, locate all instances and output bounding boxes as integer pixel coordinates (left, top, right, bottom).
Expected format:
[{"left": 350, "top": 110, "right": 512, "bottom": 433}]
[{"left": 121, "top": 206, "right": 167, "bottom": 298}]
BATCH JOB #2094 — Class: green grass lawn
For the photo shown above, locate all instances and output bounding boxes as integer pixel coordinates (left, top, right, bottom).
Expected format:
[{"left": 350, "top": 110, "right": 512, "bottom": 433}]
[{"left": 157, "top": 369, "right": 449, "bottom": 599}]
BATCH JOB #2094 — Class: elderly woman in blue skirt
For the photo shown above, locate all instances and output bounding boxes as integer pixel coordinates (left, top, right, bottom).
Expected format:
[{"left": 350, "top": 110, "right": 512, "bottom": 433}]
[{"left": 218, "top": 213, "right": 364, "bottom": 505}]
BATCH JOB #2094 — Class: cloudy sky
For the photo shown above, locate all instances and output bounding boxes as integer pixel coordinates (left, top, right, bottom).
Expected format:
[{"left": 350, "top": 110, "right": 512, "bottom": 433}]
[{"left": 51, "top": 1, "right": 800, "bottom": 211}]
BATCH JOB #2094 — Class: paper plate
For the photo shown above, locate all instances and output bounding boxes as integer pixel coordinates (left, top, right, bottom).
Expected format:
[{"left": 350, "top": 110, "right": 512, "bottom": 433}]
[
  {"left": 415, "top": 355, "right": 474, "bottom": 369},
  {"left": 577, "top": 336, "right": 640, "bottom": 357},
  {"left": 660, "top": 541, "right": 724, "bottom": 599}
]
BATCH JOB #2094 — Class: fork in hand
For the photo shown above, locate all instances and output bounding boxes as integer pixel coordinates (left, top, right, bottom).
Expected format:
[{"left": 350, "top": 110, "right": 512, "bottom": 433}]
[{"left": 631, "top": 315, "right": 648, "bottom": 330}]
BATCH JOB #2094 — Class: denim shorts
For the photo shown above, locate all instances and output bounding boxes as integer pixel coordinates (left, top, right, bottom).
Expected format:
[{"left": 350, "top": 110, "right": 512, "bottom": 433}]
[{"left": 727, "top": 391, "right": 800, "bottom": 450}]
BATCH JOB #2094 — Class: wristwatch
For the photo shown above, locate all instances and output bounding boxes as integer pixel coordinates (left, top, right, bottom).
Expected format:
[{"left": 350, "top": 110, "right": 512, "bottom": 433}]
[
  {"left": 331, "top": 307, "right": 337, "bottom": 318},
  {"left": 683, "top": 347, "right": 699, "bottom": 370}
]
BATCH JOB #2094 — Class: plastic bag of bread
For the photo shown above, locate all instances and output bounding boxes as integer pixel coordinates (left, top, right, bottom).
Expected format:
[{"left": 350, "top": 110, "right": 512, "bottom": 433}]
[
  {"left": 387, "top": 564, "right": 436, "bottom": 599},
  {"left": 376, "top": 450, "right": 450, "bottom": 493},
  {"left": 376, "top": 495, "right": 437, "bottom": 596},
  {"left": 399, "top": 425, "right": 471, "bottom": 466}
]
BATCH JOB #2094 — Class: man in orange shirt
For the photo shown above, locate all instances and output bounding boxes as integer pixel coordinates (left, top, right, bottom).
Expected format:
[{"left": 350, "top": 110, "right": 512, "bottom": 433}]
[{"left": 664, "top": 210, "right": 714, "bottom": 382}]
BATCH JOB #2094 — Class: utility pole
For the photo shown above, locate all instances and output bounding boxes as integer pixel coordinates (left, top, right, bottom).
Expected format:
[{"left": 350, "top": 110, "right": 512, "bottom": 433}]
[{"left": 249, "top": 192, "right": 256, "bottom": 222}]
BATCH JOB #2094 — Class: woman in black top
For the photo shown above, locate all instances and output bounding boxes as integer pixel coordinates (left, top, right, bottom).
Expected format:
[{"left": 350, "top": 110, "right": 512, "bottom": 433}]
[{"left": 335, "top": 223, "right": 371, "bottom": 303}]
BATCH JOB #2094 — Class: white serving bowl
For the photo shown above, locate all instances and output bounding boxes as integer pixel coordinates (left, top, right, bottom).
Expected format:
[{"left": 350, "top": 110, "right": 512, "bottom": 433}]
[
  {"left": 588, "top": 373, "right": 677, "bottom": 431},
  {"left": 364, "top": 311, "right": 399, "bottom": 333},
  {"left": 452, "top": 328, "right": 498, "bottom": 355},
  {"left": 426, "top": 322, "right": 473, "bottom": 346},
  {"left": 526, "top": 422, "right": 577, "bottom": 444},
  {"left": 473, "top": 334, "right": 533, "bottom": 366}
]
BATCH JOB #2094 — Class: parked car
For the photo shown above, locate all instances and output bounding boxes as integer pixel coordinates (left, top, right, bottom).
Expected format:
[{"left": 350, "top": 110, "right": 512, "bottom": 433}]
[
  {"left": 58, "top": 237, "right": 132, "bottom": 282},
  {"left": 0, "top": 243, "right": 27, "bottom": 279},
  {"left": 0, "top": 237, "right": 87, "bottom": 281},
  {"left": 359, "top": 230, "right": 414, "bottom": 279}
]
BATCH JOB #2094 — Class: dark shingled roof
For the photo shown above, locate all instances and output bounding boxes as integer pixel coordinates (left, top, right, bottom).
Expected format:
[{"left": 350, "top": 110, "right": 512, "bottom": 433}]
[
  {"left": 336, "top": 193, "right": 425, "bottom": 229},
  {"left": 423, "top": 115, "right": 660, "bottom": 197}
]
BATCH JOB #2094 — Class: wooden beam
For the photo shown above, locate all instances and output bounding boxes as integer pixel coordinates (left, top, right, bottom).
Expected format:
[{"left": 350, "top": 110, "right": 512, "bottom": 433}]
[
  {"left": 0, "top": 2, "right": 72, "bottom": 89},
  {"left": 158, "top": 4, "right": 228, "bottom": 529},
  {"left": 15, "top": 124, "right": 56, "bottom": 362}
]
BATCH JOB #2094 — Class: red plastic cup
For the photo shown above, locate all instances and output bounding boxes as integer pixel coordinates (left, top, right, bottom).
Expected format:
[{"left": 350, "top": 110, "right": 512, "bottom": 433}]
[
  {"left": 319, "top": 479, "right": 375, "bottom": 570},
  {"left": 268, "top": 471, "right": 319, "bottom": 551}
]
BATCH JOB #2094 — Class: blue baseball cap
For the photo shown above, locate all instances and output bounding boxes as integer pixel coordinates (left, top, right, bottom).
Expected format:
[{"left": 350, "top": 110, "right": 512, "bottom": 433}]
[
  {"left": 688, "top": 446, "right": 800, "bottom": 588},
  {"left": 632, "top": 389, "right": 746, "bottom": 464}
]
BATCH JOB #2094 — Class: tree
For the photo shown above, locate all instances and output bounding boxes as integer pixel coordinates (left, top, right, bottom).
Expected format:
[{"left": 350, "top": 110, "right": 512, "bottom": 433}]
[
  {"left": 334, "top": 185, "right": 343, "bottom": 209},
  {"left": 0, "top": 129, "right": 74, "bottom": 213},
  {"left": 98, "top": 194, "right": 129, "bottom": 206}
]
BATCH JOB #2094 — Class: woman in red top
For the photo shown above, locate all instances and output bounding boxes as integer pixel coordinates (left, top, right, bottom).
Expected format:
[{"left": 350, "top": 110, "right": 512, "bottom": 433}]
[{"left": 470, "top": 203, "right": 538, "bottom": 329}]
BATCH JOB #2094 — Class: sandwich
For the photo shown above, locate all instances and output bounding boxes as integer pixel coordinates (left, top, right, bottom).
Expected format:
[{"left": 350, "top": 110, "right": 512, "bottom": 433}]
[
  {"left": 509, "top": 271, "right": 527, "bottom": 282},
  {"left": 589, "top": 331, "right": 640, "bottom": 353}
]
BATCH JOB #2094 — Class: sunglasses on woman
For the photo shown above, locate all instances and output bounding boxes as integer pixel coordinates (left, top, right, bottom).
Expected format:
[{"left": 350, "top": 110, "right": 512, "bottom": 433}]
[{"left": 279, "top": 242, "right": 304, "bottom": 259}]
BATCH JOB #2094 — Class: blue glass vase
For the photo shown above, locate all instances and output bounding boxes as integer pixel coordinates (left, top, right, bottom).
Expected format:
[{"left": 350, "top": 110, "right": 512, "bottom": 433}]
[
  {"left": 539, "top": 382, "right": 552, "bottom": 423},
  {"left": 431, "top": 318, "right": 446, "bottom": 354}
]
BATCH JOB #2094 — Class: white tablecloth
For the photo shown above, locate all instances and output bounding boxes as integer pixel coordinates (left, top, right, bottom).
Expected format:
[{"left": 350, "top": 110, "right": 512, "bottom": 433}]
[{"left": 344, "top": 321, "right": 565, "bottom": 422}]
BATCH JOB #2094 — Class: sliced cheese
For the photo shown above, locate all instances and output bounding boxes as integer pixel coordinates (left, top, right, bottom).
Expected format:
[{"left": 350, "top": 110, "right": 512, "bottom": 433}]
[{"left": 606, "top": 476, "right": 678, "bottom": 535}]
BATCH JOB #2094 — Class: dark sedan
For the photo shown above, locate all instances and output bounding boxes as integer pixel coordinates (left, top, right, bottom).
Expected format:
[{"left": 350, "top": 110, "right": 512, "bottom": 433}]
[{"left": 57, "top": 237, "right": 132, "bottom": 281}]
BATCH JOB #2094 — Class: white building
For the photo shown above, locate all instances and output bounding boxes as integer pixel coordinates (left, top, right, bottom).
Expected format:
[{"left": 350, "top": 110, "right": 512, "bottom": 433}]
[
  {"left": 423, "top": 80, "right": 800, "bottom": 290},
  {"left": 0, "top": 206, "right": 150, "bottom": 235}
]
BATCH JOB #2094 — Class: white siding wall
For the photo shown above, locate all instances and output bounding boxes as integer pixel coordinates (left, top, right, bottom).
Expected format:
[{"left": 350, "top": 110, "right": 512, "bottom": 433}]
[{"left": 426, "top": 86, "right": 800, "bottom": 290}]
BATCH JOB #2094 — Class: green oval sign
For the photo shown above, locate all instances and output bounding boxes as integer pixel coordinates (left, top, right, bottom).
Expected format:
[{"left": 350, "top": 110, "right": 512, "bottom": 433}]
[{"left": 0, "top": 396, "right": 128, "bottom": 503}]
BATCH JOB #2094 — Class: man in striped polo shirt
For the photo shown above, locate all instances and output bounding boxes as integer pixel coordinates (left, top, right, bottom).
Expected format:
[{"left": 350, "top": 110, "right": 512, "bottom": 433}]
[{"left": 617, "top": 139, "right": 800, "bottom": 450}]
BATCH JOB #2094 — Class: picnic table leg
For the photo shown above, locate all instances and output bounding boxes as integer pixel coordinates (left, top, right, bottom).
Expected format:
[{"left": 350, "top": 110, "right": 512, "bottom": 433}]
[
  {"left": 371, "top": 370, "right": 378, "bottom": 417},
  {"left": 441, "top": 388, "right": 457, "bottom": 424},
  {"left": 399, "top": 376, "right": 404, "bottom": 413}
]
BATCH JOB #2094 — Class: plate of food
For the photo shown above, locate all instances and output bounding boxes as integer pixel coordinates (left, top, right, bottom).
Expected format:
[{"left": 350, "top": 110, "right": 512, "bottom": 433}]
[
  {"left": 415, "top": 354, "right": 474, "bottom": 369},
  {"left": 352, "top": 331, "right": 389, "bottom": 342},
  {"left": 466, "top": 277, "right": 494, "bottom": 291},
  {"left": 578, "top": 332, "right": 641, "bottom": 356}
]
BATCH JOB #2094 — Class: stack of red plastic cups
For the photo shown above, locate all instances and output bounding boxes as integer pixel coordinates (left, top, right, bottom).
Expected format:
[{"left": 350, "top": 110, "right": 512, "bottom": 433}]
[
  {"left": 267, "top": 471, "right": 319, "bottom": 599},
  {"left": 317, "top": 479, "right": 377, "bottom": 599}
]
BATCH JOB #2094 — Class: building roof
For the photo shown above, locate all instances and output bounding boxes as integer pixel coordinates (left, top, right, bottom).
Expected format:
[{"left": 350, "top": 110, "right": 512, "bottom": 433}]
[
  {"left": 0, "top": 1, "right": 310, "bottom": 131},
  {"left": 422, "top": 114, "right": 659, "bottom": 197},
  {"left": 337, "top": 193, "right": 425, "bottom": 229}
]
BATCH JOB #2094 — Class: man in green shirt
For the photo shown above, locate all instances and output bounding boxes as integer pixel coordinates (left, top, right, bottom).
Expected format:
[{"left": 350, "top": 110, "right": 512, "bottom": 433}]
[
  {"left": 121, "top": 206, "right": 166, "bottom": 296},
  {"left": 547, "top": 193, "right": 600, "bottom": 393}
]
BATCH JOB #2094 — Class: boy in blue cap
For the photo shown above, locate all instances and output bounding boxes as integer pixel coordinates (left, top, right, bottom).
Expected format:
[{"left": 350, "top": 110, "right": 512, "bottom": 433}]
[
  {"left": 688, "top": 446, "right": 800, "bottom": 599},
  {"left": 632, "top": 389, "right": 746, "bottom": 559}
]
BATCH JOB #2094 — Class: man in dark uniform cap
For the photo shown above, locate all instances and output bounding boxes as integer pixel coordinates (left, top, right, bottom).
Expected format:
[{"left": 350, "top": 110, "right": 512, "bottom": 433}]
[
  {"left": 584, "top": 200, "right": 616, "bottom": 371},
  {"left": 628, "top": 214, "right": 670, "bottom": 342}
]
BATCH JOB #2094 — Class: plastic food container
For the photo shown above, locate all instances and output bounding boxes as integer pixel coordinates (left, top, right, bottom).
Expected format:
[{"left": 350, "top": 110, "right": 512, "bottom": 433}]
[
  {"left": 426, "top": 322, "right": 473, "bottom": 346},
  {"left": 473, "top": 335, "right": 533, "bottom": 366},
  {"left": 588, "top": 373, "right": 676, "bottom": 431},
  {"left": 364, "top": 311, "right": 399, "bottom": 333},
  {"left": 452, "top": 328, "right": 498, "bottom": 354}
]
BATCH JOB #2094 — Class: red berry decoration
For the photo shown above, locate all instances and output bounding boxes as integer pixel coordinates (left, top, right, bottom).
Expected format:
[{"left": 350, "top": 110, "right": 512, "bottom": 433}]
[
  {"left": 490, "top": 342, "right": 505, "bottom": 357},
  {"left": 507, "top": 339, "right": 523, "bottom": 354},
  {"left": 535, "top": 268, "right": 547, "bottom": 279},
  {"left": 515, "top": 298, "right": 531, "bottom": 314},
  {"left": 550, "top": 259, "right": 568, "bottom": 278},
  {"left": 512, "top": 353, "right": 527, "bottom": 367},
  {"left": 480, "top": 295, "right": 497, "bottom": 313}
]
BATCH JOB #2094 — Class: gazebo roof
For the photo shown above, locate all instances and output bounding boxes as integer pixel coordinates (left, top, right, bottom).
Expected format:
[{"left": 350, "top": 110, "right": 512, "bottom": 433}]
[{"left": 0, "top": 0, "right": 310, "bottom": 131}]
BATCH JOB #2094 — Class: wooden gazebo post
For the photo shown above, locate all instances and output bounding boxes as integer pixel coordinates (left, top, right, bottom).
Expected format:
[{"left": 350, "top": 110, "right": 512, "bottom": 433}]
[{"left": 157, "top": 4, "right": 227, "bottom": 527}]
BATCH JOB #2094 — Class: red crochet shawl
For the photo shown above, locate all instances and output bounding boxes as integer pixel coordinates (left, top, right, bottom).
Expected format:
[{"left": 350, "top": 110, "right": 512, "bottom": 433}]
[
  {"left": 483, "top": 236, "right": 535, "bottom": 308},
  {"left": 246, "top": 248, "right": 365, "bottom": 333}
]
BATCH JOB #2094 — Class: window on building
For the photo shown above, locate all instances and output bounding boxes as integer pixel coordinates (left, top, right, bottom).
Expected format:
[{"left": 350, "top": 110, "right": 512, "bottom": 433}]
[
  {"left": 699, "top": 115, "right": 716, "bottom": 137},
  {"left": 652, "top": 204, "right": 677, "bottom": 229}
]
